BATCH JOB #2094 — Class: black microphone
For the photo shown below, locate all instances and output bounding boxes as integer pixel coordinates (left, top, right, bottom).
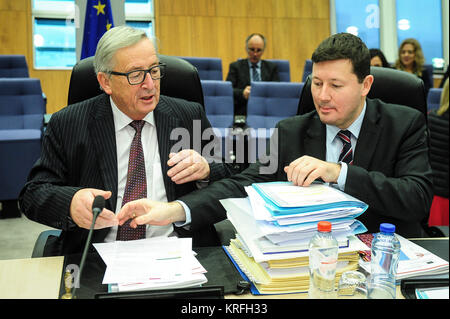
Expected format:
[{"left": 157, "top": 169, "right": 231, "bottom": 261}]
[{"left": 71, "top": 195, "right": 105, "bottom": 298}]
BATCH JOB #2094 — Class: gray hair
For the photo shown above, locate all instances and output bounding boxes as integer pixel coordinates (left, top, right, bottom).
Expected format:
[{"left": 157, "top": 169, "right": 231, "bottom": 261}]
[{"left": 93, "top": 26, "right": 156, "bottom": 74}]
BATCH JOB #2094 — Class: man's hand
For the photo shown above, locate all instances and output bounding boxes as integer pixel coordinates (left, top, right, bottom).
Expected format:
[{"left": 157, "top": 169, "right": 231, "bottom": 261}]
[
  {"left": 117, "top": 199, "right": 186, "bottom": 228},
  {"left": 243, "top": 86, "right": 251, "bottom": 100},
  {"left": 284, "top": 155, "right": 341, "bottom": 186},
  {"left": 167, "top": 149, "right": 210, "bottom": 184},
  {"left": 70, "top": 188, "right": 117, "bottom": 229}
]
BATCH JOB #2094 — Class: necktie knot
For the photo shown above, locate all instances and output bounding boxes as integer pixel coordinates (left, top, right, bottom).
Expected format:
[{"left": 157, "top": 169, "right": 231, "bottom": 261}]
[
  {"left": 130, "top": 120, "right": 145, "bottom": 133},
  {"left": 337, "top": 130, "right": 352, "bottom": 144}
]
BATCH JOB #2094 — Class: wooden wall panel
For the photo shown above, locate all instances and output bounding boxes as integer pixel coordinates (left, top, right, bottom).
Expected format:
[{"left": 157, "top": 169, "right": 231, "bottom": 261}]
[
  {"left": 0, "top": 0, "right": 71, "bottom": 114},
  {"left": 1, "top": 0, "right": 329, "bottom": 113},
  {"left": 154, "top": 0, "right": 330, "bottom": 82},
  {"left": 0, "top": 10, "right": 28, "bottom": 55}
]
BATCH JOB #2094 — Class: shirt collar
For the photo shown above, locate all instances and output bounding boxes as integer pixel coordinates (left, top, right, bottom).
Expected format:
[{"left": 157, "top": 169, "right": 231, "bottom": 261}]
[
  {"left": 248, "top": 59, "right": 261, "bottom": 69},
  {"left": 110, "top": 96, "right": 155, "bottom": 132},
  {"left": 326, "top": 101, "right": 367, "bottom": 143}
]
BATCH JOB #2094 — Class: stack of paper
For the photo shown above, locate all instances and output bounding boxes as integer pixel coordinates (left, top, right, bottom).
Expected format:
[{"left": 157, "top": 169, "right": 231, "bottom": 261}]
[
  {"left": 220, "top": 181, "right": 370, "bottom": 294},
  {"left": 93, "top": 237, "right": 207, "bottom": 292}
]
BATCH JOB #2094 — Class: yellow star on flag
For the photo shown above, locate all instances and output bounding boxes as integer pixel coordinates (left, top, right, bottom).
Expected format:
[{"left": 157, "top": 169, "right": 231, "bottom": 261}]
[
  {"left": 106, "top": 22, "right": 112, "bottom": 31},
  {"left": 93, "top": 0, "right": 106, "bottom": 15}
]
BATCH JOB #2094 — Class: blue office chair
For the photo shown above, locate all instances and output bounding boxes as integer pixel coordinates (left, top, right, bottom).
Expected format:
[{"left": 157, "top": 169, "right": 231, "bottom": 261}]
[
  {"left": 266, "top": 59, "right": 290, "bottom": 82},
  {"left": 0, "top": 55, "right": 29, "bottom": 78},
  {"left": 201, "top": 80, "right": 235, "bottom": 161},
  {"left": 179, "top": 57, "right": 223, "bottom": 80},
  {"left": 302, "top": 59, "right": 312, "bottom": 82},
  {"left": 0, "top": 78, "right": 45, "bottom": 201},
  {"left": 246, "top": 81, "right": 304, "bottom": 161},
  {"left": 427, "top": 88, "right": 442, "bottom": 111}
]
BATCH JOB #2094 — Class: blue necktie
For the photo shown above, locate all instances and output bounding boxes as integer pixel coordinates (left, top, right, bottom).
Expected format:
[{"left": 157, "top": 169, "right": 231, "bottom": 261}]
[{"left": 251, "top": 63, "right": 260, "bottom": 81}]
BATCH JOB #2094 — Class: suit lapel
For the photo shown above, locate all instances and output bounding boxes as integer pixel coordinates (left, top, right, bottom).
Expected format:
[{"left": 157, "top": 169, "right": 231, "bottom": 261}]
[
  {"left": 154, "top": 97, "right": 182, "bottom": 201},
  {"left": 240, "top": 59, "right": 250, "bottom": 84},
  {"left": 87, "top": 94, "right": 118, "bottom": 211},
  {"left": 304, "top": 115, "right": 327, "bottom": 160},
  {"left": 353, "top": 100, "right": 381, "bottom": 168}
]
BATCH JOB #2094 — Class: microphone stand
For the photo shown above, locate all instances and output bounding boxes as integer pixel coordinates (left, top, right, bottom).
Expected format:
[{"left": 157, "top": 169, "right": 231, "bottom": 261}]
[{"left": 70, "top": 197, "right": 104, "bottom": 299}]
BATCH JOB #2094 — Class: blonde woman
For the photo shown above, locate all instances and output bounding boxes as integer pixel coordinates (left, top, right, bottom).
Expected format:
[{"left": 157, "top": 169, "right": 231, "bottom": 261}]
[{"left": 395, "top": 38, "right": 432, "bottom": 93}]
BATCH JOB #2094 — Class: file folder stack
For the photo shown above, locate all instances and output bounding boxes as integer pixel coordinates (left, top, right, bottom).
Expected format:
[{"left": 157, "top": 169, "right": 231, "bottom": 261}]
[{"left": 220, "top": 182, "right": 370, "bottom": 294}]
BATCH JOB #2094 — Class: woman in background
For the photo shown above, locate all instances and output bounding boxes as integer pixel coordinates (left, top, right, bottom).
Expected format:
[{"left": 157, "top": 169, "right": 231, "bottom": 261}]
[
  {"left": 369, "top": 48, "right": 391, "bottom": 68},
  {"left": 394, "top": 38, "right": 432, "bottom": 93}
]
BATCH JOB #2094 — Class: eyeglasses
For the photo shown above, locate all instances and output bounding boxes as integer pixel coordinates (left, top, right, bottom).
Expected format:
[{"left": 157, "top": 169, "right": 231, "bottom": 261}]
[
  {"left": 247, "top": 48, "right": 263, "bottom": 53},
  {"left": 107, "top": 63, "right": 166, "bottom": 85}
]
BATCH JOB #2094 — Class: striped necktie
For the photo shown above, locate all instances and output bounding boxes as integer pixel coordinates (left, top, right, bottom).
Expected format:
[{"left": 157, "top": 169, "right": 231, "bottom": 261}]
[
  {"left": 116, "top": 120, "right": 147, "bottom": 241},
  {"left": 251, "top": 63, "right": 260, "bottom": 81},
  {"left": 337, "top": 130, "right": 353, "bottom": 165}
]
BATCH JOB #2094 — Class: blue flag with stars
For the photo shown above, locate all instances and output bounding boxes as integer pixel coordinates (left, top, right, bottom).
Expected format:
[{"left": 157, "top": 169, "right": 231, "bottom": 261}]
[{"left": 81, "top": 0, "right": 114, "bottom": 59}]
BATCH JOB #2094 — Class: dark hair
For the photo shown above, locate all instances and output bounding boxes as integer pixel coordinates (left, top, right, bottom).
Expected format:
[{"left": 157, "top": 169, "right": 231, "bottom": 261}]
[
  {"left": 245, "top": 33, "right": 266, "bottom": 49},
  {"left": 369, "top": 48, "right": 391, "bottom": 68},
  {"left": 312, "top": 33, "right": 370, "bottom": 83}
]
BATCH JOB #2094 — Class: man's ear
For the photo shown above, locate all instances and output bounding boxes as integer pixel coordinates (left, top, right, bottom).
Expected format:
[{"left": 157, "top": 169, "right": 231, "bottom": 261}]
[
  {"left": 97, "top": 72, "right": 112, "bottom": 95},
  {"left": 362, "top": 74, "right": 374, "bottom": 97}
]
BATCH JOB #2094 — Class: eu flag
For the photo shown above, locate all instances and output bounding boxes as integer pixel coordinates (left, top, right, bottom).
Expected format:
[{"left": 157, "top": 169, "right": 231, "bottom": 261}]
[{"left": 81, "top": 0, "right": 114, "bottom": 59}]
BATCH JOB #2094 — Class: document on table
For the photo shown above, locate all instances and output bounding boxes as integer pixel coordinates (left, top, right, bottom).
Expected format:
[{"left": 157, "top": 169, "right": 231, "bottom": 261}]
[{"left": 93, "top": 237, "right": 207, "bottom": 288}]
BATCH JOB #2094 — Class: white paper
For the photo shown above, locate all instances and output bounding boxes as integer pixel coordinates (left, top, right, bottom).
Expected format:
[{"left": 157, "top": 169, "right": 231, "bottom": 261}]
[{"left": 93, "top": 237, "right": 206, "bottom": 286}]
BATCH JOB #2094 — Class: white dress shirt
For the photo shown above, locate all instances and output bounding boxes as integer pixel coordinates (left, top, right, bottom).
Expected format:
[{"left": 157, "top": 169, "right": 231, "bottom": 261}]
[
  {"left": 104, "top": 97, "right": 176, "bottom": 242},
  {"left": 326, "top": 102, "right": 366, "bottom": 190}
]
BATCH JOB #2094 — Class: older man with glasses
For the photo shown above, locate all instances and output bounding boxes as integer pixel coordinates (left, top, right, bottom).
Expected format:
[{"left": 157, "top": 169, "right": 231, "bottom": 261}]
[
  {"left": 19, "top": 26, "right": 234, "bottom": 256},
  {"left": 226, "top": 33, "right": 280, "bottom": 117}
]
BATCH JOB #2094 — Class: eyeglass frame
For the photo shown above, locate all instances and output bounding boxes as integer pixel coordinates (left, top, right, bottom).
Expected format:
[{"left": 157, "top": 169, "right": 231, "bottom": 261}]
[
  {"left": 247, "top": 47, "right": 264, "bottom": 53},
  {"left": 106, "top": 62, "right": 166, "bottom": 85}
]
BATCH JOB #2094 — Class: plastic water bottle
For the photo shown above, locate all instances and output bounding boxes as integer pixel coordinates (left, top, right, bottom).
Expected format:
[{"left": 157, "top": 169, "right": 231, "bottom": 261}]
[
  {"left": 308, "top": 221, "right": 339, "bottom": 299},
  {"left": 368, "top": 223, "right": 401, "bottom": 299}
]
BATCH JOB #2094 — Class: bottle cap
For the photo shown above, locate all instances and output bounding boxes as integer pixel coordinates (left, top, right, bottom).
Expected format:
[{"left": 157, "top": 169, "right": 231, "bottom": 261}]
[
  {"left": 317, "top": 221, "right": 332, "bottom": 232},
  {"left": 380, "top": 223, "right": 395, "bottom": 233}
]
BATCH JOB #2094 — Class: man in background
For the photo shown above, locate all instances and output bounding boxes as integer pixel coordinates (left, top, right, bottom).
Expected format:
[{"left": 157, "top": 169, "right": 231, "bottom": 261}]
[{"left": 226, "top": 33, "right": 280, "bottom": 117}]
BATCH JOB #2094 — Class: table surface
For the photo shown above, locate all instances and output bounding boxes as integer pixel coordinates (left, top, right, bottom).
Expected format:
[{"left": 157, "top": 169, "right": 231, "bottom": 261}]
[{"left": 0, "top": 238, "right": 447, "bottom": 299}]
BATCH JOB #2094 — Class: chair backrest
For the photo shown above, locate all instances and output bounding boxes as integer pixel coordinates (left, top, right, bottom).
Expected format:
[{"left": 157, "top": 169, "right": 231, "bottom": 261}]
[
  {"left": 427, "top": 88, "right": 442, "bottom": 111},
  {"left": 428, "top": 112, "right": 449, "bottom": 198},
  {"left": 266, "top": 59, "right": 290, "bottom": 82},
  {"left": 302, "top": 59, "right": 312, "bottom": 82},
  {"left": 179, "top": 57, "right": 223, "bottom": 81},
  {"left": 247, "top": 82, "right": 304, "bottom": 129},
  {"left": 67, "top": 55, "right": 205, "bottom": 107},
  {"left": 297, "top": 66, "right": 427, "bottom": 119},
  {"left": 0, "top": 78, "right": 45, "bottom": 130},
  {"left": 0, "top": 55, "right": 29, "bottom": 78},
  {"left": 424, "top": 64, "right": 434, "bottom": 89},
  {"left": 201, "top": 80, "right": 234, "bottom": 128}
]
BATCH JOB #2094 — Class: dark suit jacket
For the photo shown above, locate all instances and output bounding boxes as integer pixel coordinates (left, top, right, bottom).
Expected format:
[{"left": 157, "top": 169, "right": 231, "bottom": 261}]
[
  {"left": 226, "top": 59, "right": 280, "bottom": 115},
  {"left": 179, "top": 98, "right": 434, "bottom": 238},
  {"left": 19, "top": 94, "right": 233, "bottom": 256}
]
